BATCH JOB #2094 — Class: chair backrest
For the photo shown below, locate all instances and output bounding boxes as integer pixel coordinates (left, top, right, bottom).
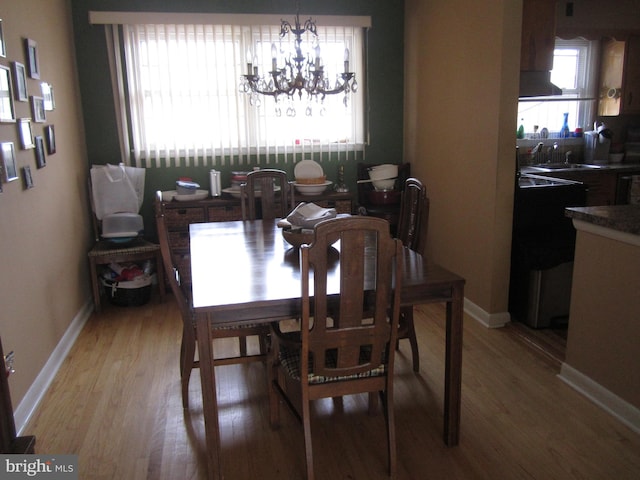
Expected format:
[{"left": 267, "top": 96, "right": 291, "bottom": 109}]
[
  {"left": 299, "top": 216, "right": 403, "bottom": 381},
  {"left": 155, "top": 196, "right": 193, "bottom": 323},
  {"left": 241, "top": 169, "right": 295, "bottom": 220},
  {"left": 396, "top": 177, "right": 429, "bottom": 256}
]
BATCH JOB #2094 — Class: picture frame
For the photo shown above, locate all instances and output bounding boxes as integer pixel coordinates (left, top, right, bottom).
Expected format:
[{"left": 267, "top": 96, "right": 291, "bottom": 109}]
[
  {"left": 1, "top": 142, "right": 18, "bottom": 182},
  {"left": 22, "top": 166, "right": 34, "bottom": 189},
  {"left": 12, "top": 62, "right": 28, "bottom": 102},
  {"left": 0, "top": 19, "right": 6, "bottom": 58},
  {"left": 18, "top": 118, "right": 35, "bottom": 149},
  {"left": 30, "top": 96, "right": 46, "bottom": 123},
  {"left": 44, "top": 125, "right": 56, "bottom": 154},
  {"left": 0, "top": 65, "right": 15, "bottom": 123},
  {"left": 41, "top": 82, "right": 55, "bottom": 111},
  {"left": 25, "top": 38, "right": 40, "bottom": 79},
  {"left": 34, "top": 136, "right": 46, "bottom": 169}
]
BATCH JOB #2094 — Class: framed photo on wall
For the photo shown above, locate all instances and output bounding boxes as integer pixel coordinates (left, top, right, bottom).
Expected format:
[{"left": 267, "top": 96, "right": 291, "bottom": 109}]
[
  {"left": 34, "top": 136, "right": 46, "bottom": 169},
  {"left": 30, "top": 96, "right": 46, "bottom": 123},
  {"left": 41, "top": 82, "right": 55, "bottom": 111},
  {"left": 44, "top": 125, "right": 56, "bottom": 154},
  {"left": 12, "top": 62, "right": 28, "bottom": 101},
  {"left": 22, "top": 166, "right": 34, "bottom": 189},
  {"left": 0, "top": 19, "right": 6, "bottom": 58},
  {"left": 18, "top": 118, "right": 35, "bottom": 149},
  {"left": 25, "top": 38, "right": 40, "bottom": 79},
  {"left": 1, "top": 142, "right": 18, "bottom": 182},
  {"left": 0, "top": 65, "right": 15, "bottom": 123}
]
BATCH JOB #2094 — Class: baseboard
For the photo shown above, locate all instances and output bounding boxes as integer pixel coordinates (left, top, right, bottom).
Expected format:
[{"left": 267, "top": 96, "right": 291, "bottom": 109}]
[
  {"left": 464, "top": 298, "right": 511, "bottom": 328},
  {"left": 14, "top": 299, "right": 93, "bottom": 435},
  {"left": 559, "top": 362, "right": 640, "bottom": 435}
]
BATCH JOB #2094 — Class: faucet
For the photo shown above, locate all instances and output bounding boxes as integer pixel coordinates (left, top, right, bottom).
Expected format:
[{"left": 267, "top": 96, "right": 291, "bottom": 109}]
[{"left": 530, "top": 142, "right": 544, "bottom": 163}]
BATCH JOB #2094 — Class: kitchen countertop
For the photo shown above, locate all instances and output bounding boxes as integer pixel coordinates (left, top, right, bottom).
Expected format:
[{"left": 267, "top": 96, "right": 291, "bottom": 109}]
[
  {"left": 521, "top": 162, "right": 640, "bottom": 174},
  {"left": 565, "top": 205, "right": 640, "bottom": 237}
]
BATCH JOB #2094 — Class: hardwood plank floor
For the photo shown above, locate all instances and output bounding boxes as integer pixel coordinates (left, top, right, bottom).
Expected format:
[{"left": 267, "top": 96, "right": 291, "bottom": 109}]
[{"left": 25, "top": 297, "right": 640, "bottom": 479}]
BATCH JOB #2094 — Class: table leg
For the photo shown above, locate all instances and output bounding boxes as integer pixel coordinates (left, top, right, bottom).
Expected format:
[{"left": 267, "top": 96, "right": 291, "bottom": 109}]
[
  {"left": 196, "top": 313, "right": 223, "bottom": 480},
  {"left": 443, "top": 284, "right": 464, "bottom": 446}
]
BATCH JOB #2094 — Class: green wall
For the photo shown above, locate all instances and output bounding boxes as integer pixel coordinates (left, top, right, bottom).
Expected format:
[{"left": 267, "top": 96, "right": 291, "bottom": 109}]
[{"left": 71, "top": 0, "right": 405, "bottom": 229}]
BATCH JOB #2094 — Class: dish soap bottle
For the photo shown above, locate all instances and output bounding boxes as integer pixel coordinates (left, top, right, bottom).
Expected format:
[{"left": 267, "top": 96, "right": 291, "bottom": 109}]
[
  {"left": 517, "top": 119, "right": 525, "bottom": 139},
  {"left": 561, "top": 113, "right": 570, "bottom": 138}
]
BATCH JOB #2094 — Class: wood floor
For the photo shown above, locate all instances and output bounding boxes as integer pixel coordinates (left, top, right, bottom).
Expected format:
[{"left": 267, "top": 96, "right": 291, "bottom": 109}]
[{"left": 25, "top": 296, "right": 640, "bottom": 479}]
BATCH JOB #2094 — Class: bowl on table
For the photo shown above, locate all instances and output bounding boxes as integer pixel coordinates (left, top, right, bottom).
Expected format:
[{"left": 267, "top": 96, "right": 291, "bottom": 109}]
[{"left": 293, "top": 181, "right": 333, "bottom": 195}]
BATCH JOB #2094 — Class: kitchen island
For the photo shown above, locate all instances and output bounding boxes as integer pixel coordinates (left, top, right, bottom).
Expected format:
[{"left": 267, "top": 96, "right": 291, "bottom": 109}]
[{"left": 560, "top": 205, "right": 640, "bottom": 433}]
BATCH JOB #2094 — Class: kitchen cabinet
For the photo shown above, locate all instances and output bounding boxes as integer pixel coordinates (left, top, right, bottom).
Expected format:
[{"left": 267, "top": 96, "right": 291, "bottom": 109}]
[
  {"left": 520, "top": 0, "right": 557, "bottom": 72},
  {"left": 543, "top": 170, "right": 617, "bottom": 206},
  {"left": 598, "top": 36, "right": 640, "bottom": 116}
]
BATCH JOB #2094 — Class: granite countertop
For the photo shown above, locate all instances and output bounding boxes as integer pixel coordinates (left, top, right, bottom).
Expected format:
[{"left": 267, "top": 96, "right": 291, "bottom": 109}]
[{"left": 565, "top": 205, "right": 640, "bottom": 237}]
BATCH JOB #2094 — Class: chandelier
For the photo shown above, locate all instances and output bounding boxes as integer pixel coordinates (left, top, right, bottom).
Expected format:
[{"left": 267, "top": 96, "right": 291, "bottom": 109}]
[{"left": 239, "top": 3, "right": 357, "bottom": 115}]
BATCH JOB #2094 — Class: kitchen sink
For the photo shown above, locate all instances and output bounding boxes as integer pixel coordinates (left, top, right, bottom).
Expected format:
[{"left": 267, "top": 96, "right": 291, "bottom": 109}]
[{"left": 528, "top": 163, "right": 604, "bottom": 171}]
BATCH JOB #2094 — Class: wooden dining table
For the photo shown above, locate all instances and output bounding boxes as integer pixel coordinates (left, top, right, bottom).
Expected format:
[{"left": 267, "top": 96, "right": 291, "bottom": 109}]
[{"left": 190, "top": 219, "right": 465, "bottom": 480}]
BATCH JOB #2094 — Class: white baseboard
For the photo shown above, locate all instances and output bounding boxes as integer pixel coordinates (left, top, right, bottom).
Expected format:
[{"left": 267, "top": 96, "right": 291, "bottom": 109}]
[
  {"left": 14, "top": 299, "right": 93, "bottom": 435},
  {"left": 559, "top": 362, "right": 640, "bottom": 435},
  {"left": 464, "top": 298, "right": 511, "bottom": 328}
]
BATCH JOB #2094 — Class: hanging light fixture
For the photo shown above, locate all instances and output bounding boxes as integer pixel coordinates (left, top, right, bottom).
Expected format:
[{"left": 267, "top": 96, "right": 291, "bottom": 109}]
[{"left": 239, "top": 1, "right": 357, "bottom": 115}]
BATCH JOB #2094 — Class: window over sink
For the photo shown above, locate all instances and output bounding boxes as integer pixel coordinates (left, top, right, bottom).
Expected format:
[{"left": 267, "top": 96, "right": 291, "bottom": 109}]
[{"left": 517, "top": 38, "right": 599, "bottom": 139}]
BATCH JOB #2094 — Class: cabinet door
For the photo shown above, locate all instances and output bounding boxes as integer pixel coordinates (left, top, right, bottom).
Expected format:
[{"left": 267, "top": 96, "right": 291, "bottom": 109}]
[
  {"left": 622, "top": 36, "right": 640, "bottom": 114},
  {"left": 598, "top": 39, "right": 625, "bottom": 116},
  {"left": 520, "top": 0, "right": 557, "bottom": 72}
]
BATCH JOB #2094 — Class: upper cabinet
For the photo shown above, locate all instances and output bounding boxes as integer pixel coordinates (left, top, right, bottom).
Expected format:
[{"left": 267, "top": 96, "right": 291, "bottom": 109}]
[
  {"left": 520, "top": 0, "right": 557, "bottom": 72},
  {"left": 598, "top": 36, "right": 640, "bottom": 116},
  {"left": 519, "top": 0, "right": 562, "bottom": 97}
]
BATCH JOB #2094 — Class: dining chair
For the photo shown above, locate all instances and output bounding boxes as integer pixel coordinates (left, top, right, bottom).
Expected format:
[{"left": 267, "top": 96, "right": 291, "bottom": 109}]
[
  {"left": 240, "top": 168, "right": 296, "bottom": 220},
  {"left": 155, "top": 202, "right": 270, "bottom": 409},
  {"left": 396, "top": 177, "right": 429, "bottom": 372},
  {"left": 268, "top": 216, "right": 404, "bottom": 480}
]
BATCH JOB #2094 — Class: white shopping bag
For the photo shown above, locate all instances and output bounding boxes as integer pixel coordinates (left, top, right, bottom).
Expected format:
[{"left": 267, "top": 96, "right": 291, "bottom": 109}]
[{"left": 90, "top": 163, "right": 146, "bottom": 220}]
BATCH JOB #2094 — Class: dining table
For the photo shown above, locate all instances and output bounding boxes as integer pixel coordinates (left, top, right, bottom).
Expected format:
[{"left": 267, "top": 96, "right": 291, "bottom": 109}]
[{"left": 190, "top": 218, "right": 465, "bottom": 480}]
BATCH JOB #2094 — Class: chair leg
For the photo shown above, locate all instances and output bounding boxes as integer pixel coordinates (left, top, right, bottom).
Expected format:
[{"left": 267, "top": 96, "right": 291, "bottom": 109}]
[
  {"left": 401, "top": 307, "right": 420, "bottom": 372},
  {"left": 301, "top": 398, "right": 315, "bottom": 480},
  {"left": 267, "top": 339, "right": 281, "bottom": 428},
  {"left": 382, "top": 387, "right": 397, "bottom": 478},
  {"left": 180, "top": 326, "right": 196, "bottom": 409}
]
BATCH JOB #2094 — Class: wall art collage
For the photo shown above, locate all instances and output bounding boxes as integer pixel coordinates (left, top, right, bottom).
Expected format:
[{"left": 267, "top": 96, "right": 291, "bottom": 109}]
[{"left": 0, "top": 18, "right": 57, "bottom": 193}]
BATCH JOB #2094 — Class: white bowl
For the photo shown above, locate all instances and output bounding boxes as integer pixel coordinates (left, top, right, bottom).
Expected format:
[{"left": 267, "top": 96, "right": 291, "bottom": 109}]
[
  {"left": 368, "top": 164, "right": 398, "bottom": 181},
  {"left": 372, "top": 178, "right": 396, "bottom": 190},
  {"left": 293, "top": 181, "right": 333, "bottom": 195}
]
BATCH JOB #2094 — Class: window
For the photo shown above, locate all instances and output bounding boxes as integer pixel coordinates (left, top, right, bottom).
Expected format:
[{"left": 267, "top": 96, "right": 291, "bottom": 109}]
[
  {"left": 517, "top": 38, "right": 599, "bottom": 137},
  {"left": 111, "top": 21, "right": 366, "bottom": 166}
]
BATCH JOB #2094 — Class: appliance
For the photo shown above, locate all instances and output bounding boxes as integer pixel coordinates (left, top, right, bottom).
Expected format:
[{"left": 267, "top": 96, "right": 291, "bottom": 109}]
[
  {"left": 583, "top": 130, "right": 611, "bottom": 164},
  {"left": 509, "top": 174, "right": 587, "bottom": 328},
  {"left": 238, "top": 1, "right": 356, "bottom": 108},
  {"left": 519, "top": 71, "right": 563, "bottom": 98}
]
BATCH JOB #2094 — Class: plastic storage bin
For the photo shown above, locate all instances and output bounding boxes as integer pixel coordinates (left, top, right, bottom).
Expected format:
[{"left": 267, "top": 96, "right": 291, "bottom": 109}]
[{"left": 101, "top": 274, "right": 152, "bottom": 306}]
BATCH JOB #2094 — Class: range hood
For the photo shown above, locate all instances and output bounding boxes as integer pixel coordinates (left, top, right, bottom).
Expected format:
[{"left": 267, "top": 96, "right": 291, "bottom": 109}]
[{"left": 519, "top": 71, "right": 562, "bottom": 98}]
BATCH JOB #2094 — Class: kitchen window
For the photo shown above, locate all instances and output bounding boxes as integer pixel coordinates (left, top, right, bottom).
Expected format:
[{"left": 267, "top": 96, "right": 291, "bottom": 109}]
[
  {"left": 517, "top": 38, "right": 599, "bottom": 138},
  {"left": 104, "top": 17, "right": 367, "bottom": 167}
]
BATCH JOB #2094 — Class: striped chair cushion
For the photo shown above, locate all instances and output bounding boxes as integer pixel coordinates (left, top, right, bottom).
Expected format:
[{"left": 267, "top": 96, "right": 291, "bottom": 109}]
[{"left": 278, "top": 344, "right": 387, "bottom": 385}]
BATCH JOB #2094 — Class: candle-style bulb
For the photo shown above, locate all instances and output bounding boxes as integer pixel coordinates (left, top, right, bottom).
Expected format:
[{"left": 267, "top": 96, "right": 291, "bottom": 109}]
[
  {"left": 271, "top": 43, "right": 278, "bottom": 71},
  {"left": 343, "top": 48, "right": 350, "bottom": 73}
]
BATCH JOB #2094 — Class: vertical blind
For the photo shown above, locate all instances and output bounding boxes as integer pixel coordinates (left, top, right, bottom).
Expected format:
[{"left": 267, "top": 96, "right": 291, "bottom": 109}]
[{"left": 105, "top": 19, "right": 367, "bottom": 168}]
